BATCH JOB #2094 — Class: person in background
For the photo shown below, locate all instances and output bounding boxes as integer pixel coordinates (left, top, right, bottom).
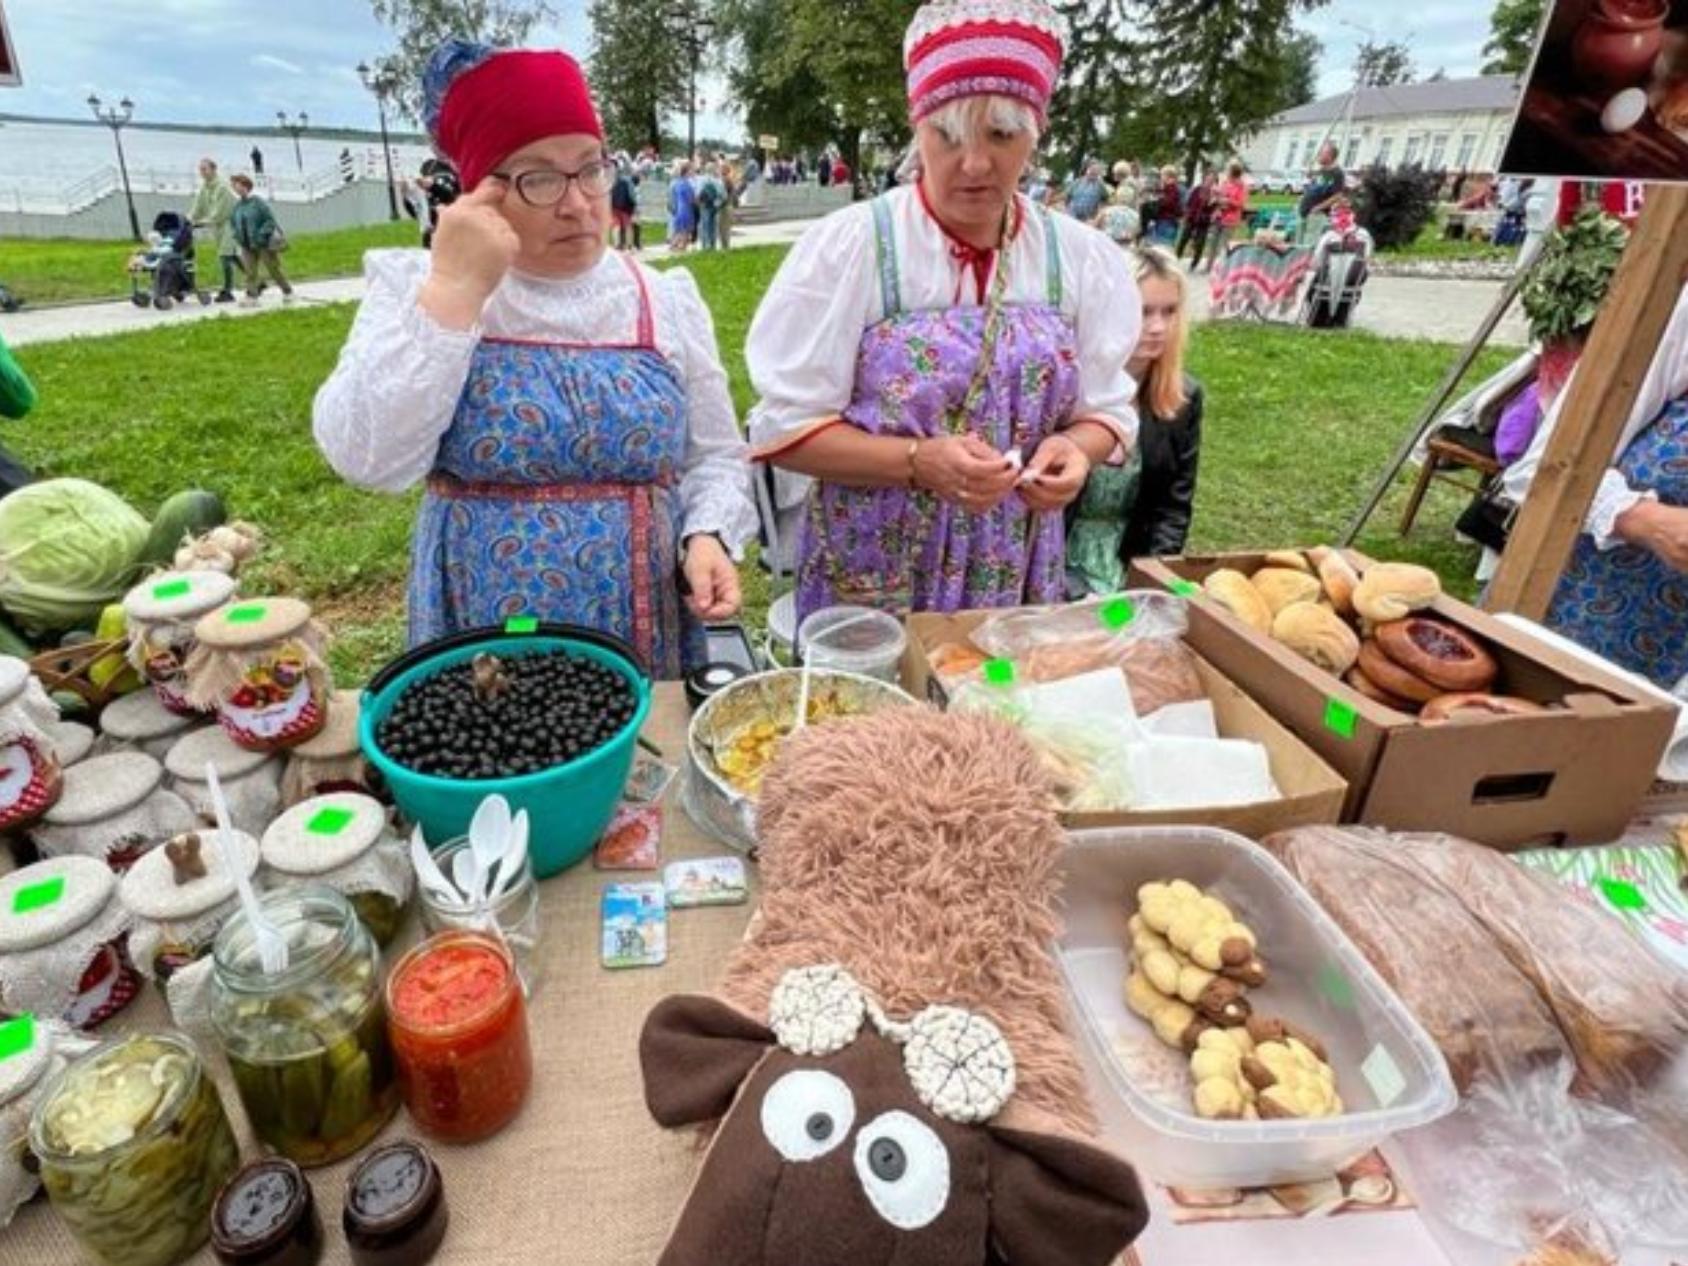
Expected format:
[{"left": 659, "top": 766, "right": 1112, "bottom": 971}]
[
  {"left": 1298, "top": 141, "right": 1344, "bottom": 242},
  {"left": 229, "top": 173, "right": 294, "bottom": 306},
  {"left": 719, "top": 159, "right": 739, "bottom": 249},
  {"left": 1215, "top": 159, "right": 1250, "bottom": 253},
  {"left": 1177, "top": 170, "right": 1218, "bottom": 270},
  {"left": 611, "top": 161, "right": 642, "bottom": 251},
  {"left": 1098, "top": 182, "right": 1140, "bottom": 247},
  {"left": 831, "top": 152, "right": 851, "bottom": 190},
  {"left": 740, "top": 153, "right": 763, "bottom": 208},
  {"left": 668, "top": 161, "right": 698, "bottom": 252},
  {"left": 249, "top": 145, "right": 265, "bottom": 176},
  {"left": 189, "top": 158, "right": 242, "bottom": 303},
  {"left": 1111, "top": 159, "right": 1141, "bottom": 211},
  {"left": 697, "top": 161, "right": 726, "bottom": 250},
  {"left": 0, "top": 330, "right": 37, "bottom": 494},
  {"left": 1066, "top": 244, "right": 1201, "bottom": 595},
  {"left": 1065, "top": 160, "right": 1107, "bottom": 224},
  {"left": 407, "top": 158, "right": 461, "bottom": 250},
  {"left": 818, "top": 151, "right": 832, "bottom": 187},
  {"left": 1148, "top": 166, "right": 1183, "bottom": 244}
]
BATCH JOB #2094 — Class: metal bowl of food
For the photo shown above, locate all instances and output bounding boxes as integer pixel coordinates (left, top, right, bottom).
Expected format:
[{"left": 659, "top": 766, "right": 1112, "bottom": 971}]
[{"left": 682, "top": 668, "right": 917, "bottom": 852}]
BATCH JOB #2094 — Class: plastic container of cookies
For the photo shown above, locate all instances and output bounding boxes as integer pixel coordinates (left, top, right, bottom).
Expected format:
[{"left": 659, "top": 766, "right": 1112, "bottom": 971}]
[{"left": 1055, "top": 825, "right": 1454, "bottom": 1190}]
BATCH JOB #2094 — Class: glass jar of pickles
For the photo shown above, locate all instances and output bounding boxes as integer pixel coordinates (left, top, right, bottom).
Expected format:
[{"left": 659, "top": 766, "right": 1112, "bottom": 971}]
[
  {"left": 260, "top": 794, "right": 412, "bottom": 949},
  {"left": 28, "top": 1030, "right": 239, "bottom": 1266},
  {"left": 211, "top": 886, "right": 399, "bottom": 1168},
  {"left": 418, "top": 838, "right": 543, "bottom": 998}
]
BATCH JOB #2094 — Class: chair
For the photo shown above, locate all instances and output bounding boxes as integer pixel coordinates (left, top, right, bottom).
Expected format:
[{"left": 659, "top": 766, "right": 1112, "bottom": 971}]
[
  {"left": 754, "top": 465, "right": 800, "bottom": 665},
  {"left": 1399, "top": 351, "right": 1538, "bottom": 536}
]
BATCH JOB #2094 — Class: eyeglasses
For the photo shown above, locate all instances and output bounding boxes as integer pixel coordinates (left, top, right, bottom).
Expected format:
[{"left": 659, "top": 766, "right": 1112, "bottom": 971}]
[{"left": 494, "top": 160, "right": 616, "bottom": 207}]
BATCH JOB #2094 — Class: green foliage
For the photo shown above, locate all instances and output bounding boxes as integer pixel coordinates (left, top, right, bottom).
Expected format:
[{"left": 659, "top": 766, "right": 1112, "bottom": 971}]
[
  {"left": 1483, "top": 0, "right": 1546, "bottom": 76},
  {"left": 1520, "top": 208, "right": 1628, "bottom": 343},
  {"left": 1354, "top": 164, "right": 1441, "bottom": 250},
  {"left": 1354, "top": 38, "right": 1416, "bottom": 87},
  {"left": 716, "top": 0, "right": 841, "bottom": 155},
  {"left": 366, "top": 0, "right": 556, "bottom": 124},
  {"left": 589, "top": 0, "right": 691, "bottom": 152}
]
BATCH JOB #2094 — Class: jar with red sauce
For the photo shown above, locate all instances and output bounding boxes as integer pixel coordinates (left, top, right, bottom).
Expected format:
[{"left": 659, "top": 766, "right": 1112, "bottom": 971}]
[{"left": 386, "top": 931, "right": 531, "bottom": 1143}]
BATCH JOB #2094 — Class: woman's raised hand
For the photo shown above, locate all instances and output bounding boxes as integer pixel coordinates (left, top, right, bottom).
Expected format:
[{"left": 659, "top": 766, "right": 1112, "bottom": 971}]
[
  {"left": 912, "top": 436, "right": 1019, "bottom": 513},
  {"left": 419, "top": 179, "right": 521, "bottom": 329}
]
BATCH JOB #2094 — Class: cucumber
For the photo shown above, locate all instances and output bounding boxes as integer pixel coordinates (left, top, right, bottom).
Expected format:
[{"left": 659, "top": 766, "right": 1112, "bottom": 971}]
[{"left": 139, "top": 489, "right": 226, "bottom": 569}]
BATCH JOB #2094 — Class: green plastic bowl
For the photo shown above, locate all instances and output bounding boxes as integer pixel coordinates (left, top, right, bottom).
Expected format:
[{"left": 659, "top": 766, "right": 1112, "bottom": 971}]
[{"left": 360, "top": 623, "right": 652, "bottom": 878}]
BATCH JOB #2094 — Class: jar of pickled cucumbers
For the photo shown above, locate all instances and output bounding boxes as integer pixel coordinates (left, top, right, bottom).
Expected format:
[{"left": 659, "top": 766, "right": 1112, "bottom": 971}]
[
  {"left": 28, "top": 1030, "right": 239, "bottom": 1266},
  {"left": 211, "top": 886, "right": 399, "bottom": 1168}
]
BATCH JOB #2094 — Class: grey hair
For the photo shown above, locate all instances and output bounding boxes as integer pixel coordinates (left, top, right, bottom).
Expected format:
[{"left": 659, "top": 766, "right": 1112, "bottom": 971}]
[{"left": 899, "top": 95, "right": 1041, "bottom": 183}]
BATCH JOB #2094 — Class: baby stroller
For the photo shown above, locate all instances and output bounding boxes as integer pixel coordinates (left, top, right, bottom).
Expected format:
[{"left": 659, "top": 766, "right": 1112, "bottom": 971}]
[
  {"left": 1301, "top": 225, "right": 1372, "bottom": 329},
  {"left": 129, "top": 211, "right": 209, "bottom": 311}
]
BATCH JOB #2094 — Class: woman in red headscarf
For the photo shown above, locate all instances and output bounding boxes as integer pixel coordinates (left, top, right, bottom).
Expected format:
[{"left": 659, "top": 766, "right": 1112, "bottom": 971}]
[{"left": 313, "top": 41, "right": 754, "bottom": 678}]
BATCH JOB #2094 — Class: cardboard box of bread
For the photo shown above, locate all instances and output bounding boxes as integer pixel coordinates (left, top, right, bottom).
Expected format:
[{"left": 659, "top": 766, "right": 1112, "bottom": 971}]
[
  {"left": 1127, "top": 548, "right": 1676, "bottom": 847},
  {"left": 901, "top": 605, "right": 1347, "bottom": 838}
]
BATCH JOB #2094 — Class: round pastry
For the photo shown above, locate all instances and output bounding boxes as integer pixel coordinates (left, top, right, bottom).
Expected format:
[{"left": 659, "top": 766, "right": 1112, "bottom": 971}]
[
  {"left": 1420, "top": 692, "right": 1545, "bottom": 723},
  {"left": 1344, "top": 666, "right": 1418, "bottom": 713},
  {"left": 1251, "top": 568, "right": 1323, "bottom": 616},
  {"left": 1273, "top": 604, "right": 1360, "bottom": 676},
  {"left": 1374, "top": 617, "right": 1499, "bottom": 693},
  {"left": 1352, "top": 562, "right": 1442, "bottom": 624},
  {"left": 1203, "top": 569, "right": 1274, "bottom": 634},
  {"left": 1357, "top": 639, "right": 1442, "bottom": 705},
  {"left": 1314, "top": 551, "right": 1361, "bottom": 619},
  {"left": 1264, "top": 551, "right": 1313, "bottom": 575}
]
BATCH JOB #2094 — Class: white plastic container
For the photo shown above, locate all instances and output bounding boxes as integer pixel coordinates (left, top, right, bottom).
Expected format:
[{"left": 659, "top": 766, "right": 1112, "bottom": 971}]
[
  {"left": 1056, "top": 825, "right": 1455, "bottom": 1190},
  {"left": 797, "top": 606, "right": 907, "bottom": 684}
]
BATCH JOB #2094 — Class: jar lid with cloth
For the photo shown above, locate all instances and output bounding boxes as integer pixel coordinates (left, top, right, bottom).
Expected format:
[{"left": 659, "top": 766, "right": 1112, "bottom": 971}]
[
  {"left": 165, "top": 727, "right": 282, "bottom": 840},
  {"left": 96, "top": 687, "right": 206, "bottom": 760},
  {"left": 281, "top": 690, "right": 377, "bottom": 808},
  {"left": 120, "top": 828, "right": 261, "bottom": 1035},
  {"left": 261, "top": 794, "right": 411, "bottom": 948},
  {"left": 45, "top": 720, "right": 95, "bottom": 769},
  {"left": 123, "top": 570, "right": 238, "bottom": 717},
  {"left": 33, "top": 751, "right": 198, "bottom": 873},
  {"left": 0, "top": 656, "right": 64, "bottom": 834},
  {"left": 184, "top": 598, "right": 332, "bottom": 753},
  {"left": 0, "top": 1015, "right": 94, "bottom": 1228},
  {"left": 0, "top": 856, "right": 141, "bottom": 1030}
]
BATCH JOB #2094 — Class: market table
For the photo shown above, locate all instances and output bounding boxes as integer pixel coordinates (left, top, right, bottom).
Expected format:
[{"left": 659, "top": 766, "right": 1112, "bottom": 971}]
[{"left": 6, "top": 682, "right": 761, "bottom": 1266}]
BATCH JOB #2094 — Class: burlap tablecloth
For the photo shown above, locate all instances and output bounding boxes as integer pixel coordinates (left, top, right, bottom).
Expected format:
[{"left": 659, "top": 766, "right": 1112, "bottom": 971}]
[{"left": 5, "top": 683, "right": 753, "bottom": 1265}]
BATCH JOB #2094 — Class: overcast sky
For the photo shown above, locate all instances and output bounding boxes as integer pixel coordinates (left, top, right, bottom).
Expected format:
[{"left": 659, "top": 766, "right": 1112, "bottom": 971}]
[{"left": 0, "top": 0, "right": 1501, "bottom": 136}]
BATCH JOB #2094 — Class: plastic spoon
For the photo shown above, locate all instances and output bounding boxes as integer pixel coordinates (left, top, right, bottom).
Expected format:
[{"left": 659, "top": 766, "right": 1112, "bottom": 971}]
[
  {"left": 468, "top": 796, "right": 510, "bottom": 903},
  {"left": 493, "top": 810, "right": 530, "bottom": 899},
  {"left": 409, "top": 827, "right": 456, "bottom": 902},
  {"left": 206, "top": 763, "right": 288, "bottom": 973}
]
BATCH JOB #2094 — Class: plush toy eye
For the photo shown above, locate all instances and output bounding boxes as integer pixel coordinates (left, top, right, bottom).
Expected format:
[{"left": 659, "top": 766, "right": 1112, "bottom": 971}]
[
  {"left": 760, "top": 1070, "right": 856, "bottom": 1163},
  {"left": 853, "top": 1111, "right": 951, "bottom": 1230}
]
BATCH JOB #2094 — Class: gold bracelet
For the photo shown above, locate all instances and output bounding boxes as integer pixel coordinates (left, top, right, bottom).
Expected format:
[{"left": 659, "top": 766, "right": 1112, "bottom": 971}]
[{"left": 906, "top": 439, "right": 922, "bottom": 489}]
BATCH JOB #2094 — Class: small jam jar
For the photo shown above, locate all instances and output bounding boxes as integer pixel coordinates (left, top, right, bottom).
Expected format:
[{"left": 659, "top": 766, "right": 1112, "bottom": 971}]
[
  {"left": 343, "top": 1140, "right": 449, "bottom": 1266},
  {"left": 185, "top": 598, "right": 332, "bottom": 753},
  {"left": 0, "top": 655, "right": 64, "bottom": 834},
  {"left": 32, "top": 751, "right": 199, "bottom": 873},
  {"left": 165, "top": 726, "right": 283, "bottom": 840},
  {"left": 122, "top": 569, "right": 238, "bottom": 717},
  {"left": 211, "top": 1156, "right": 325, "bottom": 1266},
  {"left": 387, "top": 931, "right": 532, "bottom": 1143},
  {"left": 96, "top": 688, "right": 206, "bottom": 760},
  {"left": 282, "top": 690, "right": 379, "bottom": 808},
  {"left": 0, "top": 855, "right": 141, "bottom": 1030},
  {"left": 261, "top": 793, "right": 412, "bottom": 949},
  {"left": 0, "top": 1014, "right": 92, "bottom": 1226}
]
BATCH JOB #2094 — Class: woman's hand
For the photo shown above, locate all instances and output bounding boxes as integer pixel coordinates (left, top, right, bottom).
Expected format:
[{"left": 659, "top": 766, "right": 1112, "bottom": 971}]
[
  {"left": 912, "top": 436, "right": 1018, "bottom": 513},
  {"left": 1616, "top": 499, "right": 1688, "bottom": 572},
  {"left": 419, "top": 180, "right": 520, "bottom": 330},
  {"left": 1019, "top": 433, "right": 1092, "bottom": 512},
  {"left": 682, "top": 534, "right": 742, "bottom": 621}
]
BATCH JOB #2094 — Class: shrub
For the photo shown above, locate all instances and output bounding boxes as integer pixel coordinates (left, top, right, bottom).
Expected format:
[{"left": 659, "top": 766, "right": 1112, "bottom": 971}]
[
  {"left": 1353, "top": 164, "right": 1442, "bottom": 250},
  {"left": 1520, "top": 207, "right": 1629, "bottom": 344}
]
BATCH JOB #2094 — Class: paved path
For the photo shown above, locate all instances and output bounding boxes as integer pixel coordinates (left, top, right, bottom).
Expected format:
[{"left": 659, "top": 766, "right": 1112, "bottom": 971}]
[{"left": 1, "top": 219, "right": 1527, "bottom": 349}]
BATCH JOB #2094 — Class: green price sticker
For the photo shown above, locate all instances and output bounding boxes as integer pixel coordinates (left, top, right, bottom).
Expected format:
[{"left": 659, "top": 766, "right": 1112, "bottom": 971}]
[
  {"left": 12, "top": 876, "right": 66, "bottom": 915},
  {"left": 1317, "top": 963, "right": 1356, "bottom": 1010},
  {"left": 151, "top": 578, "right": 193, "bottom": 601},
  {"left": 983, "top": 658, "right": 1016, "bottom": 687},
  {"left": 0, "top": 1014, "right": 34, "bottom": 1063},
  {"left": 1099, "top": 597, "right": 1135, "bottom": 631},
  {"left": 225, "top": 604, "right": 268, "bottom": 626},
  {"left": 1168, "top": 579, "right": 1201, "bottom": 599},
  {"left": 1598, "top": 877, "right": 1646, "bottom": 911},
  {"left": 1324, "top": 697, "right": 1359, "bottom": 740},
  {"left": 306, "top": 807, "right": 356, "bottom": 837},
  {"left": 505, "top": 616, "right": 539, "bottom": 635}
]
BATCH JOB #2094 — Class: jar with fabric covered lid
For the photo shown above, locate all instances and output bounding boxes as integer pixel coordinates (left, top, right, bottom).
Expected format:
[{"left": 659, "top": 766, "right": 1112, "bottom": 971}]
[
  {"left": 0, "top": 856, "right": 141, "bottom": 1029},
  {"left": 119, "top": 828, "right": 262, "bottom": 1034},
  {"left": 122, "top": 570, "right": 238, "bottom": 717},
  {"left": 32, "top": 751, "right": 198, "bottom": 873},
  {"left": 0, "top": 655, "right": 64, "bottom": 834},
  {"left": 185, "top": 599, "right": 332, "bottom": 753},
  {"left": 281, "top": 690, "right": 378, "bottom": 809},
  {"left": 95, "top": 687, "right": 206, "bottom": 759},
  {"left": 45, "top": 720, "right": 95, "bottom": 769},
  {"left": 166, "top": 726, "right": 283, "bottom": 839},
  {"left": 0, "top": 1015, "right": 95, "bottom": 1228},
  {"left": 261, "top": 794, "right": 410, "bottom": 948}
]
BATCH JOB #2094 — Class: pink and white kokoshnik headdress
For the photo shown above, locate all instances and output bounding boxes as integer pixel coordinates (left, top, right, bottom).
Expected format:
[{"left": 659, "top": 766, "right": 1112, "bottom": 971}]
[{"left": 904, "top": 0, "right": 1067, "bottom": 127}]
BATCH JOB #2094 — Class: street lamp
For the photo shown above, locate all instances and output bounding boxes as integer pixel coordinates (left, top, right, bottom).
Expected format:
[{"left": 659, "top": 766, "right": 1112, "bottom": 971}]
[
  {"left": 665, "top": 8, "right": 715, "bottom": 160},
  {"left": 87, "top": 93, "right": 142, "bottom": 242},
  {"left": 277, "top": 110, "right": 310, "bottom": 172},
  {"left": 356, "top": 60, "right": 401, "bottom": 221}
]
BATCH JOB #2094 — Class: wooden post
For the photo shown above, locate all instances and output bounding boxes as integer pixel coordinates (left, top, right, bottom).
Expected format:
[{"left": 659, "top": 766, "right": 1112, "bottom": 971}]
[{"left": 1485, "top": 184, "right": 1688, "bottom": 618}]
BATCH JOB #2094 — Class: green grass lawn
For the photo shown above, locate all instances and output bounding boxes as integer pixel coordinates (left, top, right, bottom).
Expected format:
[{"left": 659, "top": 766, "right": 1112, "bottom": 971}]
[
  {"left": 1376, "top": 211, "right": 1516, "bottom": 263},
  {"left": 5, "top": 243, "right": 1505, "bottom": 682}
]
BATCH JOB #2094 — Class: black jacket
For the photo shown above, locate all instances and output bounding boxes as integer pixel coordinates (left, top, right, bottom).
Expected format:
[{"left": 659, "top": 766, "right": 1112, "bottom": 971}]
[{"left": 1120, "top": 376, "right": 1203, "bottom": 564}]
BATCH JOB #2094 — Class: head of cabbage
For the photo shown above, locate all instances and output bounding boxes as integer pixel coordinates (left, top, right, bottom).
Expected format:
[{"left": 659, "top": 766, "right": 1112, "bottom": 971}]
[{"left": 0, "top": 479, "right": 150, "bottom": 634}]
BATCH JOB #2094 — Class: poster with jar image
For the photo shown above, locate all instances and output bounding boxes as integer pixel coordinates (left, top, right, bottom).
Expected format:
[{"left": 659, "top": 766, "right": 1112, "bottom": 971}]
[
  {"left": 1499, "top": 0, "right": 1688, "bottom": 183},
  {"left": 0, "top": 0, "right": 19, "bottom": 87}
]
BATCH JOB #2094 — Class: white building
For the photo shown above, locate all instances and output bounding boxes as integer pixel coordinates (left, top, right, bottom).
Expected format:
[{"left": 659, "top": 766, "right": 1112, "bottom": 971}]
[{"left": 1241, "top": 76, "right": 1522, "bottom": 176}]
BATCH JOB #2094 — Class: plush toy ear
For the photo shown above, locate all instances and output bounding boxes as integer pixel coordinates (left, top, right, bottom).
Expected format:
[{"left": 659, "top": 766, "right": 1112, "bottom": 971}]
[
  {"left": 984, "top": 1125, "right": 1150, "bottom": 1266},
  {"left": 639, "top": 994, "right": 775, "bottom": 1128}
]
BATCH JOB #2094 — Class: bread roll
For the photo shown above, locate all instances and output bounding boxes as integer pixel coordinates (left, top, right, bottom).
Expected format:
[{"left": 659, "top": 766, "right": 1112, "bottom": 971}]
[
  {"left": 1345, "top": 666, "right": 1418, "bottom": 713},
  {"left": 1352, "top": 562, "right": 1441, "bottom": 623},
  {"left": 1251, "top": 567, "right": 1323, "bottom": 616},
  {"left": 1273, "top": 603, "right": 1360, "bottom": 676},
  {"left": 1420, "top": 692, "right": 1544, "bottom": 723},
  {"left": 1315, "top": 551, "right": 1361, "bottom": 618},
  {"left": 1264, "top": 550, "right": 1313, "bottom": 575},
  {"left": 1374, "top": 617, "right": 1499, "bottom": 693},
  {"left": 1203, "top": 569, "right": 1274, "bottom": 634},
  {"left": 1357, "top": 639, "right": 1441, "bottom": 705}
]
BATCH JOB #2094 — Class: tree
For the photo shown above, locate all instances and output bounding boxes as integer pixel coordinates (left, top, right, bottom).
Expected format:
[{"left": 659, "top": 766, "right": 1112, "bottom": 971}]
[
  {"left": 1273, "top": 30, "right": 1324, "bottom": 114},
  {"left": 716, "top": 0, "right": 847, "bottom": 157},
  {"left": 589, "top": 0, "right": 689, "bottom": 153},
  {"left": 1047, "top": 0, "right": 1143, "bottom": 175},
  {"left": 1354, "top": 38, "right": 1416, "bottom": 87},
  {"left": 1483, "top": 0, "right": 1546, "bottom": 76},
  {"left": 366, "top": 0, "right": 555, "bottom": 123}
]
